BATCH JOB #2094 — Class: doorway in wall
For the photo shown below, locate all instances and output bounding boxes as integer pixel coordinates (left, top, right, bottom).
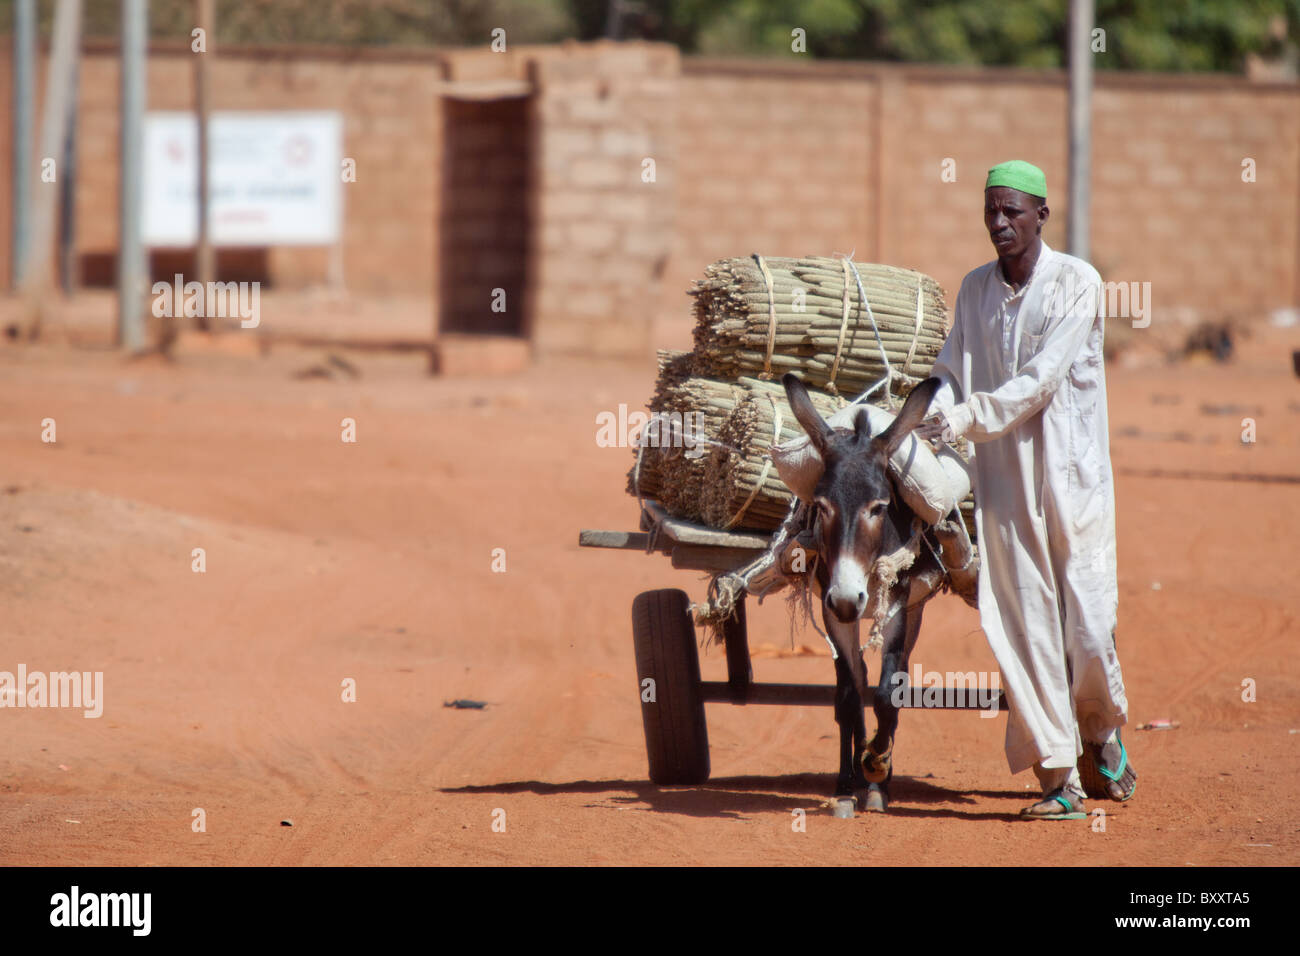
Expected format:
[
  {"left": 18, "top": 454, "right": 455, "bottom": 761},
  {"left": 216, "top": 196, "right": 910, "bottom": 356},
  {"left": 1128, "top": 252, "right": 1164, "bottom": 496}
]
[{"left": 438, "top": 94, "right": 530, "bottom": 338}]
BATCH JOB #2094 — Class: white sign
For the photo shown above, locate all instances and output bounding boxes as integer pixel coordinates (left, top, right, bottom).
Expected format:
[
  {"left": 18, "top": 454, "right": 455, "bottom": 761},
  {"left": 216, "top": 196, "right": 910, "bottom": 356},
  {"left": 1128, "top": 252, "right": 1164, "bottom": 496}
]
[{"left": 142, "top": 111, "right": 342, "bottom": 246}]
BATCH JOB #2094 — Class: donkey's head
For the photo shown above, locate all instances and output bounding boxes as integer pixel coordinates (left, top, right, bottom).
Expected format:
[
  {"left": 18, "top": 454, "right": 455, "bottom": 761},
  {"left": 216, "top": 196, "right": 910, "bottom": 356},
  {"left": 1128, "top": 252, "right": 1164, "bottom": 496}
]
[{"left": 782, "top": 374, "right": 941, "bottom": 624}]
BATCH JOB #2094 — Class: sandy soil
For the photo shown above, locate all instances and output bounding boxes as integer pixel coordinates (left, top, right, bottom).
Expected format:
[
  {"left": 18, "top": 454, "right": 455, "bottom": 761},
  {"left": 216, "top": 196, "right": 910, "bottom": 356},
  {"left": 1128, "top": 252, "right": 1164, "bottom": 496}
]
[{"left": 0, "top": 316, "right": 1297, "bottom": 866}]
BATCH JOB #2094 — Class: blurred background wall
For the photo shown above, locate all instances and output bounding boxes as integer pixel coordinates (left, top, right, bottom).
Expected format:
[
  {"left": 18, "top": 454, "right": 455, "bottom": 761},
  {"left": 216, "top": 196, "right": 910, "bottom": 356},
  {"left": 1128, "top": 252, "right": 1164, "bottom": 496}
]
[
  {"left": 672, "top": 59, "right": 1299, "bottom": 325},
  {"left": 3, "top": 1, "right": 1298, "bottom": 358}
]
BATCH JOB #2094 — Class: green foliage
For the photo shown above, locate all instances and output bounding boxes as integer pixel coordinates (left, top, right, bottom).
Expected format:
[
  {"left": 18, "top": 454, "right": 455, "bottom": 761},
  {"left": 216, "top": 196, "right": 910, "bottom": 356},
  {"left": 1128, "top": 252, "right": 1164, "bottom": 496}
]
[
  {"left": 603, "top": 0, "right": 1299, "bottom": 73},
  {"left": 0, "top": 0, "right": 1293, "bottom": 72},
  {"left": 0, "top": 0, "right": 574, "bottom": 47}
]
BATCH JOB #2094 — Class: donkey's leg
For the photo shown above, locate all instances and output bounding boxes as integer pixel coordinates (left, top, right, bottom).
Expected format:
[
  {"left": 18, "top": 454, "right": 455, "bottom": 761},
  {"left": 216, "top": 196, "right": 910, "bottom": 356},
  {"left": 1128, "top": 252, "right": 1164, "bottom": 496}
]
[
  {"left": 824, "top": 614, "right": 867, "bottom": 799},
  {"left": 831, "top": 656, "right": 857, "bottom": 797},
  {"left": 867, "top": 561, "right": 941, "bottom": 786},
  {"left": 863, "top": 600, "right": 921, "bottom": 801}
]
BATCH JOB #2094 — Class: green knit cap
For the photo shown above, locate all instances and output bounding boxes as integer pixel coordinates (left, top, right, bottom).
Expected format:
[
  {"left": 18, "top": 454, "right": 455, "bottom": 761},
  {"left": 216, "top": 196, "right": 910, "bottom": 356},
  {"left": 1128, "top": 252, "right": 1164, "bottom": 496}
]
[{"left": 985, "top": 160, "right": 1047, "bottom": 200}]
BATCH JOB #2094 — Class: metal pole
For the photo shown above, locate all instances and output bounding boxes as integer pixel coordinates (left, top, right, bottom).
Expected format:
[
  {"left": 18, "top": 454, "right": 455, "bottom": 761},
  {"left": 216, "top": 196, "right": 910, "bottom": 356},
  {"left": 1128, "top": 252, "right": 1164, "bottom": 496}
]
[
  {"left": 1067, "top": 0, "right": 1094, "bottom": 262},
  {"left": 20, "top": 0, "right": 80, "bottom": 338},
  {"left": 195, "top": 0, "right": 214, "bottom": 332},
  {"left": 11, "top": 0, "right": 35, "bottom": 290},
  {"left": 604, "top": 0, "right": 624, "bottom": 39},
  {"left": 59, "top": 46, "right": 80, "bottom": 296},
  {"left": 118, "top": 0, "right": 147, "bottom": 351}
]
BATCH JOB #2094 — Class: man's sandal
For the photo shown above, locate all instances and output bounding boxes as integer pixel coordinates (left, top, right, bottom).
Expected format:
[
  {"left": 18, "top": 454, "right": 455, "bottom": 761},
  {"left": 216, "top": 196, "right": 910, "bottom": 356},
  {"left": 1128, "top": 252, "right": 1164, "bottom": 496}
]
[
  {"left": 1079, "top": 733, "right": 1138, "bottom": 802},
  {"left": 1019, "top": 787, "right": 1086, "bottom": 820}
]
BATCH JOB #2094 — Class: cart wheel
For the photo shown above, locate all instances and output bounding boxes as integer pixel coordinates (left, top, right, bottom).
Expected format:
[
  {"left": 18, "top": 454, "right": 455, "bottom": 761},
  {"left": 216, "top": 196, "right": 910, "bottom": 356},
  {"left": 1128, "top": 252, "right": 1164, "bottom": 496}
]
[{"left": 632, "top": 588, "right": 710, "bottom": 785}]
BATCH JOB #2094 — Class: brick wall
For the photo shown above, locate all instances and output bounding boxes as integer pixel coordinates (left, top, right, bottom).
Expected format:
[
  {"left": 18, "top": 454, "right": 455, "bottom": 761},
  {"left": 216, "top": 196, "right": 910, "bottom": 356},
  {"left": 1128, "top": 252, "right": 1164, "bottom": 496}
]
[
  {"left": 669, "top": 69, "right": 874, "bottom": 315},
  {"left": 1091, "top": 81, "right": 1299, "bottom": 317},
  {"left": 4, "top": 42, "right": 1297, "bottom": 356},
  {"left": 521, "top": 42, "right": 678, "bottom": 356},
  {"left": 671, "top": 59, "right": 1300, "bottom": 328},
  {"left": 0, "top": 42, "right": 439, "bottom": 297}
]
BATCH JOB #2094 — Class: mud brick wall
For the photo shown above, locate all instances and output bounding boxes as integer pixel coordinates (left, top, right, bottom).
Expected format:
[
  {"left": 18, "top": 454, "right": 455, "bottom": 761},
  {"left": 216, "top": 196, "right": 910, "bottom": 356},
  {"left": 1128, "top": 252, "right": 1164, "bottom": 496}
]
[
  {"left": 668, "top": 65, "right": 875, "bottom": 320},
  {"left": 672, "top": 59, "right": 1300, "bottom": 328},
  {"left": 0, "top": 42, "right": 439, "bottom": 295},
  {"left": 1090, "top": 80, "right": 1299, "bottom": 318},
  {"left": 520, "top": 42, "right": 678, "bottom": 356},
  {"left": 2, "top": 42, "right": 1297, "bottom": 355}
]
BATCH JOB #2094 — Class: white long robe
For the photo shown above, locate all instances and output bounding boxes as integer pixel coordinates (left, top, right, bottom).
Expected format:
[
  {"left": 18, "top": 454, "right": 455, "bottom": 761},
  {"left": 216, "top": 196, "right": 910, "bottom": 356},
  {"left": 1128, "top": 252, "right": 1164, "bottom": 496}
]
[{"left": 929, "top": 241, "right": 1128, "bottom": 774}]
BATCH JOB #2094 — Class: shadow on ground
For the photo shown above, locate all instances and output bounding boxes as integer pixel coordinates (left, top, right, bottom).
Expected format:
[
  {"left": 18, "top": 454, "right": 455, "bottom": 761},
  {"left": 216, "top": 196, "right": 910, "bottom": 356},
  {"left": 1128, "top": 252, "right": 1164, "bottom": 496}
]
[{"left": 441, "top": 773, "right": 1029, "bottom": 820}]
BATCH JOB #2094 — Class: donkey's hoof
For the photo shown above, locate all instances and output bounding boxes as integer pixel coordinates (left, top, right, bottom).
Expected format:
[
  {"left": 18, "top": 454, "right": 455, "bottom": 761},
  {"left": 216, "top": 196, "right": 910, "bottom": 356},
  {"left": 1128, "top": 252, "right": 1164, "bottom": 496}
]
[
  {"left": 861, "top": 747, "right": 893, "bottom": 785},
  {"left": 831, "top": 797, "right": 857, "bottom": 819},
  {"left": 863, "top": 786, "right": 888, "bottom": 813}
]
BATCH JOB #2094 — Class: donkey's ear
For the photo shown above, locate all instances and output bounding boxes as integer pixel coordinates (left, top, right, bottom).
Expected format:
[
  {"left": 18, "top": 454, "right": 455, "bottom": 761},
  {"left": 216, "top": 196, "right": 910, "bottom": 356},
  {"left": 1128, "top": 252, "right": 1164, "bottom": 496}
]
[
  {"left": 871, "top": 377, "right": 942, "bottom": 460},
  {"left": 782, "top": 372, "right": 833, "bottom": 457}
]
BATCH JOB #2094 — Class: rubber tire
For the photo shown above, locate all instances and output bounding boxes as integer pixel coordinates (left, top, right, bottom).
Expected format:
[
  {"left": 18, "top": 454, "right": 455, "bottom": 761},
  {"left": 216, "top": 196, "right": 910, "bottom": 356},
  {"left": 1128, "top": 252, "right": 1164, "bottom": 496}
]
[{"left": 632, "top": 589, "right": 710, "bottom": 785}]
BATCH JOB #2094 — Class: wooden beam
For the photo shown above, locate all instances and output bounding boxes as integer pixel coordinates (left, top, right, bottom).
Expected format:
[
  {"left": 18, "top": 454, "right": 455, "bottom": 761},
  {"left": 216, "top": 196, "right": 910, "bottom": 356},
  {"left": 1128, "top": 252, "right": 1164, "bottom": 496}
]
[
  {"left": 700, "top": 682, "right": 1007, "bottom": 710},
  {"left": 669, "top": 544, "right": 764, "bottom": 572},
  {"left": 578, "top": 529, "right": 651, "bottom": 550},
  {"left": 640, "top": 500, "right": 771, "bottom": 550}
]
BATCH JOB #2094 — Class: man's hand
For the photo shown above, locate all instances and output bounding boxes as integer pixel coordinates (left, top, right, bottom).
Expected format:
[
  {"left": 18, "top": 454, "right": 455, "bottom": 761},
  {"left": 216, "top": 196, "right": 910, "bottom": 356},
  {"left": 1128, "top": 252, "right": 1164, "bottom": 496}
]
[{"left": 913, "top": 416, "right": 950, "bottom": 443}]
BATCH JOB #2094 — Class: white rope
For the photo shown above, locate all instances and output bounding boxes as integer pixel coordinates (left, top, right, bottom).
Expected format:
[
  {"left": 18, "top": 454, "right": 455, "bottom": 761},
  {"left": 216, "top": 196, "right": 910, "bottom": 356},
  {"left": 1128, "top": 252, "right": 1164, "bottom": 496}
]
[
  {"left": 844, "top": 257, "right": 896, "bottom": 410},
  {"left": 864, "top": 518, "right": 924, "bottom": 649},
  {"left": 828, "top": 257, "right": 853, "bottom": 390},
  {"left": 903, "top": 275, "right": 924, "bottom": 377}
]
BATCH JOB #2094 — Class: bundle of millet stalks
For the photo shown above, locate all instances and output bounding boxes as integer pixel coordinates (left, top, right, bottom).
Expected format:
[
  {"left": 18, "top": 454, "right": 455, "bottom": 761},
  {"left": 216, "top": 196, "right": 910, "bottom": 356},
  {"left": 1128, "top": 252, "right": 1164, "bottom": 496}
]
[
  {"left": 690, "top": 255, "right": 949, "bottom": 399},
  {"left": 628, "top": 256, "right": 974, "bottom": 537}
]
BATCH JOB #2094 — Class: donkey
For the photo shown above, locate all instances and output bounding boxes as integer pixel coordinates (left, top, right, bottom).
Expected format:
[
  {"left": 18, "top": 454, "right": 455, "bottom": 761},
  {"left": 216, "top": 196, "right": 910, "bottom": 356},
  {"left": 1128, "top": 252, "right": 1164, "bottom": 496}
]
[{"left": 782, "top": 372, "right": 948, "bottom": 813}]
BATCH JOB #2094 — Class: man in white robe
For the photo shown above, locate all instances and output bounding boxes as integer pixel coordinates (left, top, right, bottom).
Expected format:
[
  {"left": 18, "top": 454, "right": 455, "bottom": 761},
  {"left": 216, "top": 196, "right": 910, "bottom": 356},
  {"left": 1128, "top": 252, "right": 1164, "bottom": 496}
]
[{"left": 917, "top": 160, "right": 1137, "bottom": 819}]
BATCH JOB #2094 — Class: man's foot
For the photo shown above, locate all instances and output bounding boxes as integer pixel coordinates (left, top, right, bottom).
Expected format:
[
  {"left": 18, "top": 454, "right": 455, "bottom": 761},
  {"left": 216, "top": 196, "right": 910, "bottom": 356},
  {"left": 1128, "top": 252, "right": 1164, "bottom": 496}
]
[
  {"left": 1079, "top": 732, "right": 1137, "bottom": 802},
  {"left": 1020, "top": 787, "right": 1086, "bottom": 820}
]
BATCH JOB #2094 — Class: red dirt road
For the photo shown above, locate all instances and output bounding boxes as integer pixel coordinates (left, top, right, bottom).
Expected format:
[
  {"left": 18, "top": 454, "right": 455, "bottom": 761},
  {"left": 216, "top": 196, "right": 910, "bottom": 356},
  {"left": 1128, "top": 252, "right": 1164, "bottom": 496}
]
[{"left": 1, "top": 325, "right": 1297, "bottom": 865}]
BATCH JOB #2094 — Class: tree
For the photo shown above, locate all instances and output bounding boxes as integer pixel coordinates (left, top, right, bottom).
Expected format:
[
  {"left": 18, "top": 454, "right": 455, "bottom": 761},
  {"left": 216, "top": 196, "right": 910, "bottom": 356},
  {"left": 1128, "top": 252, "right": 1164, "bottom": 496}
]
[
  {"left": 0, "top": 0, "right": 575, "bottom": 47},
  {"left": 2, "top": 0, "right": 1291, "bottom": 72},
  {"left": 567, "top": 0, "right": 1300, "bottom": 74}
]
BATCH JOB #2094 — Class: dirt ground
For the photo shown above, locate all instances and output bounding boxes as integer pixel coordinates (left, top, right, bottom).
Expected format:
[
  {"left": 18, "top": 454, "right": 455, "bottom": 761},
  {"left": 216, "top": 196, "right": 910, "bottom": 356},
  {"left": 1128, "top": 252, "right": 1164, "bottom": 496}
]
[{"left": 1, "top": 309, "right": 1297, "bottom": 866}]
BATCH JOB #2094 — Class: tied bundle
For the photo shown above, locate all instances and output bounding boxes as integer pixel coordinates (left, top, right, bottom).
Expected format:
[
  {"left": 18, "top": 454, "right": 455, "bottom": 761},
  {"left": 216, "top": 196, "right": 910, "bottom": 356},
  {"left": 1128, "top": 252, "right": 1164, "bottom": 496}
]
[
  {"left": 701, "top": 376, "right": 840, "bottom": 530},
  {"left": 629, "top": 255, "right": 975, "bottom": 538},
  {"left": 691, "top": 256, "right": 948, "bottom": 400},
  {"left": 627, "top": 358, "right": 842, "bottom": 532},
  {"left": 628, "top": 353, "right": 842, "bottom": 528},
  {"left": 627, "top": 351, "right": 733, "bottom": 522},
  {"left": 628, "top": 355, "right": 980, "bottom": 538}
]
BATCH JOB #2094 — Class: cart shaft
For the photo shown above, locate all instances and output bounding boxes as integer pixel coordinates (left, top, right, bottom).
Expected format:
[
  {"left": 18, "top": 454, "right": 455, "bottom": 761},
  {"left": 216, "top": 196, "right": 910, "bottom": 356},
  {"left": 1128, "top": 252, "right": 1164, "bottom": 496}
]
[{"left": 699, "top": 681, "right": 1006, "bottom": 710}]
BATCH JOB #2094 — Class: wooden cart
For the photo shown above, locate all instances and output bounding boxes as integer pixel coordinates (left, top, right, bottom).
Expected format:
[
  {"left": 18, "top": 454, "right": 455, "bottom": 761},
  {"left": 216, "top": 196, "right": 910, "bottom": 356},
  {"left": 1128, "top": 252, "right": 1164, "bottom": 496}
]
[{"left": 580, "top": 500, "right": 1004, "bottom": 785}]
